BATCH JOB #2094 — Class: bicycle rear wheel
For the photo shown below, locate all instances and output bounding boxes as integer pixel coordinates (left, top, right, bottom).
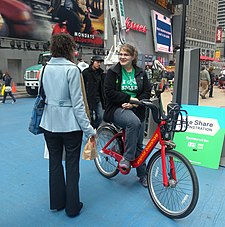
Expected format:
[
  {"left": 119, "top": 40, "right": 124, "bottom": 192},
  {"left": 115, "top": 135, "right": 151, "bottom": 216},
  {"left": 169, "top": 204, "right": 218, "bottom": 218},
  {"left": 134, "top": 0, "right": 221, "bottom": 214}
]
[
  {"left": 94, "top": 125, "right": 122, "bottom": 178},
  {"left": 147, "top": 150, "right": 199, "bottom": 219}
]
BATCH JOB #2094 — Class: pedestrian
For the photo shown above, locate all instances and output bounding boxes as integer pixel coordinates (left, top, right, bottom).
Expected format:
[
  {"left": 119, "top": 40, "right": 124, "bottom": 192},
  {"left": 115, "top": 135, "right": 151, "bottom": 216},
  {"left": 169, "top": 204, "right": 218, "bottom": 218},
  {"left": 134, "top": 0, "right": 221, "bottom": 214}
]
[
  {"left": 39, "top": 33, "right": 96, "bottom": 217},
  {"left": 145, "top": 65, "right": 152, "bottom": 81},
  {"left": 103, "top": 44, "right": 151, "bottom": 187},
  {"left": 82, "top": 55, "right": 105, "bottom": 129},
  {"left": 199, "top": 65, "right": 210, "bottom": 99},
  {"left": 208, "top": 66, "right": 215, "bottom": 98},
  {"left": 1, "top": 72, "right": 16, "bottom": 104}
]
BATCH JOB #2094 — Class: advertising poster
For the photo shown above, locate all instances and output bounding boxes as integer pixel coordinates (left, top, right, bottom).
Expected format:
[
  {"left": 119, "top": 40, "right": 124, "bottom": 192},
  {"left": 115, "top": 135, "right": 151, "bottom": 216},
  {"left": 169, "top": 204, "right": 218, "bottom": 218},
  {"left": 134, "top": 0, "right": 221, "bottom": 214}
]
[
  {"left": 0, "top": 0, "right": 104, "bottom": 47},
  {"left": 151, "top": 10, "right": 173, "bottom": 54},
  {"left": 173, "top": 105, "right": 225, "bottom": 169}
]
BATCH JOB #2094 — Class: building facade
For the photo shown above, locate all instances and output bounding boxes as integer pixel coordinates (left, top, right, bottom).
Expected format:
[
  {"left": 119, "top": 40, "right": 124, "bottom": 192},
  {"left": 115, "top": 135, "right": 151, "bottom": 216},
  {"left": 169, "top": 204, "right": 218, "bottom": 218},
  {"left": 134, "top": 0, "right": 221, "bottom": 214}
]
[
  {"left": 217, "top": 0, "right": 225, "bottom": 59},
  {"left": 182, "top": 0, "right": 218, "bottom": 59},
  {"left": 0, "top": 0, "right": 175, "bottom": 85}
]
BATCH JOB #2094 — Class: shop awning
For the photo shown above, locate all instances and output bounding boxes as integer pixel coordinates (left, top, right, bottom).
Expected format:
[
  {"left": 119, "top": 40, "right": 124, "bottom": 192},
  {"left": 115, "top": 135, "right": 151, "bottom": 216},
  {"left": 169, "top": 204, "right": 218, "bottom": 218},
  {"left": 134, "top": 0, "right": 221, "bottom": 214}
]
[{"left": 200, "top": 56, "right": 220, "bottom": 62}]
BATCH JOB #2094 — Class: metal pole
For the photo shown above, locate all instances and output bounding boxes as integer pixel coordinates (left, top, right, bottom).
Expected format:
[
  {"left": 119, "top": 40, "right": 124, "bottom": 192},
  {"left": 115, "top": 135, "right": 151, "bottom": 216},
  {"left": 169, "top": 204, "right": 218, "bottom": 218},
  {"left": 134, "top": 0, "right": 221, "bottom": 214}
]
[{"left": 175, "top": 0, "right": 187, "bottom": 105}]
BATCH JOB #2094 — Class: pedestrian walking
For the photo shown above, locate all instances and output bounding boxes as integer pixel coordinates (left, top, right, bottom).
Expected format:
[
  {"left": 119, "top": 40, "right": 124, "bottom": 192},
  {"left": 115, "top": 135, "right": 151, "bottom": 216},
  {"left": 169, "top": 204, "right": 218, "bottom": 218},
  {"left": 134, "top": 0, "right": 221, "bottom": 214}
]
[
  {"left": 39, "top": 33, "right": 96, "bottom": 217},
  {"left": 1, "top": 72, "right": 16, "bottom": 104},
  {"left": 199, "top": 65, "right": 210, "bottom": 99},
  {"left": 82, "top": 55, "right": 105, "bottom": 129},
  {"left": 208, "top": 66, "right": 215, "bottom": 98}
]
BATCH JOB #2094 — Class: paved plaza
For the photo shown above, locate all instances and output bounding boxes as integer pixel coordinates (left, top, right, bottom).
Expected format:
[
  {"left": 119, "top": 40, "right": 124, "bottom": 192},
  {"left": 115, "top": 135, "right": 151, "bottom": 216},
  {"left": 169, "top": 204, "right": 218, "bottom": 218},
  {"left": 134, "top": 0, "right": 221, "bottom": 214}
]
[{"left": 0, "top": 87, "right": 225, "bottom": 226}]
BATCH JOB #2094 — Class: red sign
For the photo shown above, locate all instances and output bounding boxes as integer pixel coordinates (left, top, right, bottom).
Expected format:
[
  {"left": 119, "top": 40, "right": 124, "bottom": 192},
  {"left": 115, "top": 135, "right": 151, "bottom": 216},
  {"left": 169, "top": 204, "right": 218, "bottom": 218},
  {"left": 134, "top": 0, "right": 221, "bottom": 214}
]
[
  {"left": 125, "top": 17, "right": 147, "bottom": 33},
  {"left": 216, "top": 27, "right": 223, "bottom": 43}
]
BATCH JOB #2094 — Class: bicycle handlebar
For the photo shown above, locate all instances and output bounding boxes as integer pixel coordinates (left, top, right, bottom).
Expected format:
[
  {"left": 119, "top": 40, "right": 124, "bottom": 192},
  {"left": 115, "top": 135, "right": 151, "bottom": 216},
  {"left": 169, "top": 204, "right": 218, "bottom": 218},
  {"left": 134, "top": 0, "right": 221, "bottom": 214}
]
[{"left": 130, "top": 99, "right": 160, "bottom": 123}]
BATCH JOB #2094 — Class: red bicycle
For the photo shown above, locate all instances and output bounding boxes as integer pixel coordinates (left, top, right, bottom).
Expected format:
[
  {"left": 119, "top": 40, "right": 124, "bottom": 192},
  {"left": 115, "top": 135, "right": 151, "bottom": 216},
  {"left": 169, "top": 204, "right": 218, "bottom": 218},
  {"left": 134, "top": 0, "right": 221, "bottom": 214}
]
[{"left": 94, "top": 90, "right": 199, "bottom": 219}]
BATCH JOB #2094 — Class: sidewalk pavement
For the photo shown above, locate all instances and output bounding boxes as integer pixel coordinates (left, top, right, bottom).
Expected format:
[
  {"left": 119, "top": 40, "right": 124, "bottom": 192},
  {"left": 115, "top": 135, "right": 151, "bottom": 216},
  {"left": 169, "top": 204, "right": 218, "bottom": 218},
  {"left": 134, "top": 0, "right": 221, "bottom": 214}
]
[{"left": 161, "top": 86, "right": 225, "bottom": 109}]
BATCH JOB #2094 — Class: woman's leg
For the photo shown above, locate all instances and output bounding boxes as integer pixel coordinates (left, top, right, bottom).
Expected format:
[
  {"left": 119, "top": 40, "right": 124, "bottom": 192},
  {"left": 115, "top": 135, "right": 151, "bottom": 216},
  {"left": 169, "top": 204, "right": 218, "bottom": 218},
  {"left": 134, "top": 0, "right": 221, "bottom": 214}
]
[
  {"left": 63, "top": 130, "right": 83, "bottom": 216},
  {"left": 113, "top": 108, "right": 141, "bottom": 161},
  {"left": 135, "top": 121, "right": 146, "bottom": 178},
  {"left": 2, "top": 91, "right": 8, "bottom": 103},
  {"left": 8, "top": 92, "right": 16, "bottom": 102},
  {"left": 44, "top": 131, "right": 65, "bottom": 210}
]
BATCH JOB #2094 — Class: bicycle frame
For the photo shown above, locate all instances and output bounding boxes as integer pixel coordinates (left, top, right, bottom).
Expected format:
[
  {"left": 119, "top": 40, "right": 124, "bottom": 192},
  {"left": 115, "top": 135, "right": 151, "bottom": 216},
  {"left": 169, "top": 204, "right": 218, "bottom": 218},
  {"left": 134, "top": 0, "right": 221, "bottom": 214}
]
[{"left": 100, "top": 120, "right": 176, "bottom": 187}]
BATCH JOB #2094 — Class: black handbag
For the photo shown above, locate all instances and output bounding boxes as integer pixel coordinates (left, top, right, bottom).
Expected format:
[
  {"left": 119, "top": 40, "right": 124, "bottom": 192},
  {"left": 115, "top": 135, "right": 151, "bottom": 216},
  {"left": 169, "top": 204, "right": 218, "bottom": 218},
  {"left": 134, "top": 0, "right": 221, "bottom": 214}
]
[{"left": 28, "top": 65, "right": 46, "bottom": 135}]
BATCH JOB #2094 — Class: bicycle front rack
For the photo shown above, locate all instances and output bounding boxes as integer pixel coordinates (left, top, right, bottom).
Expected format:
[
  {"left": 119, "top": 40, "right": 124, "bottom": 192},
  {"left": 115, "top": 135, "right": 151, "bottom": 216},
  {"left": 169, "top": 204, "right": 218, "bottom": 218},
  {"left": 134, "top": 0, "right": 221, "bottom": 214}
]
[{"left": 165, "top": 103, "right": 188, "bottom": 133}]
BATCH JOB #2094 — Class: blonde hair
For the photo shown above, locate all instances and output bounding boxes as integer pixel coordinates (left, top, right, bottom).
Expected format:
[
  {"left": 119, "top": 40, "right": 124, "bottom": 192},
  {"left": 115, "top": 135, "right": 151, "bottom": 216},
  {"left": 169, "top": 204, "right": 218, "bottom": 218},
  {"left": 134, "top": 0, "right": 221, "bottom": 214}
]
[{"left": 119, "top": 44, "right": 138, "bottom": 66}]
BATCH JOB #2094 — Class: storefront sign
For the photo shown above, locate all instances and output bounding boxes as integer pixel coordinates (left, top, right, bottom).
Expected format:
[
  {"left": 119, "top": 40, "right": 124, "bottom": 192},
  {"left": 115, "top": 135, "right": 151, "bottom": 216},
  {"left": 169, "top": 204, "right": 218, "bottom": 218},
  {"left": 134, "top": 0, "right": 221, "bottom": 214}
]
[
  {"left": 125, "top": 17, "right": 147, "bottom": 33},
  {"left": 174, "top": 105, "right": 225, "bottom": 169},
  {"left": 216, "top": 27, "right": 222, "bottom": 43}
]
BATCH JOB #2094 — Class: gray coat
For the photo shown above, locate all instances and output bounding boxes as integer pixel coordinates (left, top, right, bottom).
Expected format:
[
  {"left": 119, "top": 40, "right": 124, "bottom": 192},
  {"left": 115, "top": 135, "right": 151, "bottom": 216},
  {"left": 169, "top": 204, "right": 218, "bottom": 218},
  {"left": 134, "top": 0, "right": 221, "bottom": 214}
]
[{"left": 40, "top": 57, "right": 95, "bottom": 137}]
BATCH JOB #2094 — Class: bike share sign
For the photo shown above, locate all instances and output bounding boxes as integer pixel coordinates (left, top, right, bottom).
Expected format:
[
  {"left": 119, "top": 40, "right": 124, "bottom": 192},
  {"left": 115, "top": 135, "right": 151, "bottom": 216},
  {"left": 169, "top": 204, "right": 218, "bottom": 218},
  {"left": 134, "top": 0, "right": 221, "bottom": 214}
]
[{"left": 173, "top": 105, "right": 225, "bottom": 169}]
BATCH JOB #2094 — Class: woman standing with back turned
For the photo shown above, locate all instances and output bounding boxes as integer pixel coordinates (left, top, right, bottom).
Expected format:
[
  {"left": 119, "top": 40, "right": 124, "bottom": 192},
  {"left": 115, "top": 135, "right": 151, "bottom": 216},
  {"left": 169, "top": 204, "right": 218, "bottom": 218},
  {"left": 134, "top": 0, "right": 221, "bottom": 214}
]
[
  {"left": 39, "top": 33, "right": 96, "bottom": 217},
  {"left": 103, "top": 44, "right": 151, "bottom": 187}
]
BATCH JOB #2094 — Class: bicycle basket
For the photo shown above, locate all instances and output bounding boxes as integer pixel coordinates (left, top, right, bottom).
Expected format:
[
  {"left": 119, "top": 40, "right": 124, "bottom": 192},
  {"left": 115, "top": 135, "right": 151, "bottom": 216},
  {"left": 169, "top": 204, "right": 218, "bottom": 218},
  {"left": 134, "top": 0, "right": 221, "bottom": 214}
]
[{"left": 166, "top": 103, "right": 188, "bottom": 132}]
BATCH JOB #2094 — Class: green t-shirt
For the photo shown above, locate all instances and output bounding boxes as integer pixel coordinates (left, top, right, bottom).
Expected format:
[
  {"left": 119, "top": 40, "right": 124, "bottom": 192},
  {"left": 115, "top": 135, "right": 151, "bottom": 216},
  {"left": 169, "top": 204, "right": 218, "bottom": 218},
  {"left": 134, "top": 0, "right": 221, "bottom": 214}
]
[{"left": 121, "top": 67, "right": 138, "bottom": 98}]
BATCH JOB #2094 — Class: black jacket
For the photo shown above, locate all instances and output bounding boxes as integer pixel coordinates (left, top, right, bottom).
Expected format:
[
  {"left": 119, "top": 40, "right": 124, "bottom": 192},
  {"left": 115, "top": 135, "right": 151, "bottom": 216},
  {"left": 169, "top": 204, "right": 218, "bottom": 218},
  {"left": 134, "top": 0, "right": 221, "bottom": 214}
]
[
  {"left": 104, "top": 63, "right": 151, "bottom": 123},
  {"left": 82, "top": 66, "right": 105, "bottom": 110}
]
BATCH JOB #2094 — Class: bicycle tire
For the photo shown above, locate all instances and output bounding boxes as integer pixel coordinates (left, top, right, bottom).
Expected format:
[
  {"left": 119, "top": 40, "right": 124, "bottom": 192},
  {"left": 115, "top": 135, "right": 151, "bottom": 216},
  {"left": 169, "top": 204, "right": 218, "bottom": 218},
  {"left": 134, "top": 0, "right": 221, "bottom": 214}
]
[
  {"left": 94, "top": 125, "right": 122, "bottom": 178},
  {"left": 147, "top": 149, "right": 199, "bottom": 219}
]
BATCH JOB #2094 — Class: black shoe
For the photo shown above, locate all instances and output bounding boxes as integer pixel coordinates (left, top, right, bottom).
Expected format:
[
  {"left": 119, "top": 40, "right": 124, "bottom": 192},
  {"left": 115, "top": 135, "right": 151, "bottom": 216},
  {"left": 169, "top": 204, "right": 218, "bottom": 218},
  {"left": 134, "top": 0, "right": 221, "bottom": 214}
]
[
  {"left": 66, "top": 202, "right": 83, "bottom": 217},
  {"left": 139, "top": 176, "right": 148, "bottom": 188},
  {"left": 57, "top": 207, "right": 65, "bottom": 211}
]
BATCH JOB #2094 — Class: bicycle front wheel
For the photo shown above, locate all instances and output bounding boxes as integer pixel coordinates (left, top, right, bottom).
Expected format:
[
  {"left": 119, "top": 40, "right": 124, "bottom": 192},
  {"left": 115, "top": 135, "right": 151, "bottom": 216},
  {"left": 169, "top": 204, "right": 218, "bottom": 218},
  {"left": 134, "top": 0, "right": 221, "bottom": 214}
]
[
  {"left": 147, "top": 150, "right": 199, "bottom": 219},
  {"left": 94, "top": 125, "right": 122, "bottom": 178}
]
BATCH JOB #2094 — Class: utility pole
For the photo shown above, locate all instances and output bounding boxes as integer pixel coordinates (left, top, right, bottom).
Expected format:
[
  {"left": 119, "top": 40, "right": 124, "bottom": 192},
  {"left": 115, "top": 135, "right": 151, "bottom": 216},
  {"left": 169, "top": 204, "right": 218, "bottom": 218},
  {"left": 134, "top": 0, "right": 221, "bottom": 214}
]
[{"left": 173, "top": 0, "right": 190, "bottom": 105}]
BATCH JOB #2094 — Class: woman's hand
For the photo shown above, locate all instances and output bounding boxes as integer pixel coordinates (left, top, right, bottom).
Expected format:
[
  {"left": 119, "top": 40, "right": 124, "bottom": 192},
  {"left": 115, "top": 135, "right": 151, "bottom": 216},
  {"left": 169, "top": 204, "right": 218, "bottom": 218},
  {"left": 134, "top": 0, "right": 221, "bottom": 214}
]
[
  {"left": 121, "top": 103, "right": 133, "bottom": 109},
  {"left": 90, "top": 135, "right": 96, "bottom": 143}
]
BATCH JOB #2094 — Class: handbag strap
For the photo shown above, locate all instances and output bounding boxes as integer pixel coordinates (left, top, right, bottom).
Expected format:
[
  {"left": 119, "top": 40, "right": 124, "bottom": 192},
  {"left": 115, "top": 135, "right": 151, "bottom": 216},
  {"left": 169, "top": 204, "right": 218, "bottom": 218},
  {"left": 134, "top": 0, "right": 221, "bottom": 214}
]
[{"left": 39, "top": 65, "right": 47, "bottom": 99}]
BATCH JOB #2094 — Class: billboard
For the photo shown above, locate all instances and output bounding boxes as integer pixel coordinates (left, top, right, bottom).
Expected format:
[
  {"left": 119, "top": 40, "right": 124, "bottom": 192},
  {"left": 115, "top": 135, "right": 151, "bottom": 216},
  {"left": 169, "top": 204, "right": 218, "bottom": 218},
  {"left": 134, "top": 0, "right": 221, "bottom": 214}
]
[
  {"left": 151, "top": 10, "right": 173, "bottom": 54},
  {"left": 0, "top": 0, "right": 104, "bottom": 48}
]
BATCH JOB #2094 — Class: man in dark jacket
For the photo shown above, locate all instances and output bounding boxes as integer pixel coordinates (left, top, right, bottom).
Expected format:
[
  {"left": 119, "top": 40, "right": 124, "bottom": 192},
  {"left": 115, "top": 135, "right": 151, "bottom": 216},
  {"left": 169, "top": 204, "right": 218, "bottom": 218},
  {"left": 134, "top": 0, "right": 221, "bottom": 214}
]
[{"left": 82, "top": 55, "right": 105, "bottom": 129}]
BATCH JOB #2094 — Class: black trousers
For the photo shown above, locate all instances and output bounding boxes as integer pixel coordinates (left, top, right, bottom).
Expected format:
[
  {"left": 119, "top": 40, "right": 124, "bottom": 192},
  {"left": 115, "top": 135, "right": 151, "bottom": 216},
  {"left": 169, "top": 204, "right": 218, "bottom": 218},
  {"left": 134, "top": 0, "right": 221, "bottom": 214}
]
[
  {"left": 44, "top": 130, "right": 83, "bottom": 216},
  {"left": 2, "top": 91, "right": 16, "bottom": 103}
]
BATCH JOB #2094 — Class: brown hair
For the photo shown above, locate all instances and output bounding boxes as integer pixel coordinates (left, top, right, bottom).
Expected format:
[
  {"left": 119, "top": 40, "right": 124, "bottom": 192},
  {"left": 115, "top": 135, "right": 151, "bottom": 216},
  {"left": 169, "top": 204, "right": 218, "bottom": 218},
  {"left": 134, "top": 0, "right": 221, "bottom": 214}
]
[
  {"left": 119, "top": 44, "right": 138, "bottom": 66},
  {"left": 50, "top": 33, "right": 76, "bottom": 62},
  {"left": 208, "top": 66, "right": 214, "bottom": 72}
]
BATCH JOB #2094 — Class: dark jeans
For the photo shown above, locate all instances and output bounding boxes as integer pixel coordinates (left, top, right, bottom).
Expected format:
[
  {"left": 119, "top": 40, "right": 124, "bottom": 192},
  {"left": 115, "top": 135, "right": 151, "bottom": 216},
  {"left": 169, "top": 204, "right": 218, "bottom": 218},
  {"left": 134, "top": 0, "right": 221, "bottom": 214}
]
[
  {"left": 113, "top": 108, "right": 146, "bottom": 178},
  {"left": 2, "top": 91, "right": 16, "bottom": 103},
  {"left": 90, "top": 101, "right": 104, "bottom": 129},
  {"left": 44, "top": 130, "right": 83, "bottom": 216},
  {"left": 209, "top": 84, "right": 213, "bottom": 97}
]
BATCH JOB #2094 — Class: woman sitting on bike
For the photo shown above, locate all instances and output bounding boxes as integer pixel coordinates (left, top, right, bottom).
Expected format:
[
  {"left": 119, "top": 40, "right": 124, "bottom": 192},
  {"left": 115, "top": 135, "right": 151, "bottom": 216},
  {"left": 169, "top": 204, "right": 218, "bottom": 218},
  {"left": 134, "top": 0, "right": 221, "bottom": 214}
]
[{"left": 103, "top": 44, "right": 151, "bottom": 187}]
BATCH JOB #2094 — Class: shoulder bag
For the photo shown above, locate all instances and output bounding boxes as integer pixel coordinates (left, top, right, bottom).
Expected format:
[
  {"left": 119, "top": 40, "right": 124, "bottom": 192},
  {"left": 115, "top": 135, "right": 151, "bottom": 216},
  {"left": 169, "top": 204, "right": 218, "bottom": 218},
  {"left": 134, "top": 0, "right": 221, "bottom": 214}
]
[{"left": 28, "top": 65, "right": 46, "bottom": 135}]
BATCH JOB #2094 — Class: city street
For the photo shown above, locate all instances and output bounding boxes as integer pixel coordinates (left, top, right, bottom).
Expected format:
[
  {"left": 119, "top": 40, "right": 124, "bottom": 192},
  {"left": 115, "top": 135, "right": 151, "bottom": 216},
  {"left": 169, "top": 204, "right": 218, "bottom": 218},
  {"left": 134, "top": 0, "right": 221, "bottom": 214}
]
[{"left": 0, "top": 97, "right": 225, "bottom": 226}]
